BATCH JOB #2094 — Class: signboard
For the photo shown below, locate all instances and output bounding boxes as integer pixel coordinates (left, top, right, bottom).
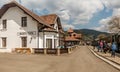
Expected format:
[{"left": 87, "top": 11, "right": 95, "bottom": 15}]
[
  {"left": 28, "top": 31, "right": 36, "bottom": 35},
  {"left": 17, "top": 32, "right": 27, "bottom": 36},
  {"left": 17, "top": 31, "right": 36, "bottom": 36}
]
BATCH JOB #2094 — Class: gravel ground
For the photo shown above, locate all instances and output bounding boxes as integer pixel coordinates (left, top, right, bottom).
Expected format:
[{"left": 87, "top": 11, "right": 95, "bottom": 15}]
[{"left": 0, "top": 46, "right": 119, "bottom": 72}]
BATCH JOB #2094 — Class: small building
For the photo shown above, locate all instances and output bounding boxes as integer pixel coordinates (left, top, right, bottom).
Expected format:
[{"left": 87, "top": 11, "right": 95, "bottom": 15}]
[
  {"left": 0, "top": 1, "right": 64, "bottom": 52},
  {"left": 65, "top": 28, "right": 82, "bottom": 46}
]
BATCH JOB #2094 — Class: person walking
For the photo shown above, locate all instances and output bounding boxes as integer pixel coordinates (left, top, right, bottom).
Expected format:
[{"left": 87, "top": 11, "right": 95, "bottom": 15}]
[
  {"left": 99, "top": 40, "right": 103, "bottom": 52},
  {"left": 111, "top": 42, "right": 117, "bottom": 57}
]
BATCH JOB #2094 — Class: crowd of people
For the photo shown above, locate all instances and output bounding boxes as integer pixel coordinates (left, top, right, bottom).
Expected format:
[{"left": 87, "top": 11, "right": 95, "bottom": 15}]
[{"left": 92, "top": 40, "right": 117, "bottom": 57}]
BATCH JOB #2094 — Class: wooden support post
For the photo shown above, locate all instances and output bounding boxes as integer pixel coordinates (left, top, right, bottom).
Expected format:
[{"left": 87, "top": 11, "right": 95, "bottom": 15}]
[
  {"left": 31, "top": 48, "right": 34, "bottom": 54},
  {"left": 57, "top": 48, "right": 60, "bottom": 56},
  {"left": 68, "top": 48, "right": 71, "bottom": 54},
  {"left": 44, "top": 48, "right": 47, "bottom": 55}
]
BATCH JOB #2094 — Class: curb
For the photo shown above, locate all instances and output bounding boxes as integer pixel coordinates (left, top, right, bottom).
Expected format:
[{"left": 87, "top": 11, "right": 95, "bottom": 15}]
[{"left": 88, "top": 47, "right": 120, "bottom": 70}]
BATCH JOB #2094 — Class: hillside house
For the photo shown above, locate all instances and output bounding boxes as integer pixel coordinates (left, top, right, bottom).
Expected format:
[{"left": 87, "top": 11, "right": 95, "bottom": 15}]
[{"left": 65, "top": 28, "right": 82, "bottom": 46}]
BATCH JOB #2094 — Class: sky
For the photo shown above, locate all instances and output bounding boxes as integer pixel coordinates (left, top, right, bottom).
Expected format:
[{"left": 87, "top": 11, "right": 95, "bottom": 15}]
[{"left": 0, "top": 0, "right": 120, "bottom": 32}]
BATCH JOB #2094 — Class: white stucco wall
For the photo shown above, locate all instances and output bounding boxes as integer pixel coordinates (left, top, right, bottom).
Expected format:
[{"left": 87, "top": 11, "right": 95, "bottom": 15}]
[
  {"left": 0, "top": 7, "right": 39, "bottom": 52},
  {"left": 38, "top": 21, "right": 59, "bottom": 49},
  {"left": 0, "top": 6, "right": 61, "bottom": 52},
  {"left": 44, "top": 32, "right": 59, "bottom": 49}
]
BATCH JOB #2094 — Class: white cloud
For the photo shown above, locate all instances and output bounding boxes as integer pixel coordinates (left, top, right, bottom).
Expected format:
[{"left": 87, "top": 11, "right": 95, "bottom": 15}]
[
  {"left": 17, "top": 0, "right": 104, "bottom": 25},
  {"left": 1, "top": 0, "right": 120, "bottom": 31},
  {"left": 102, "top": 0, "right": 120, "bottom": 9},
  {"left": 92, "top": 25, "right": 107, "bottom": 32},
  {"left": 98, "top": 0, "right": 120, "bottom": 32},
  {"left": 92, "top": 17, "right": 111, "bottom": 32},
  {"left": 0, "top": 0, "right": 13, "bottom": 7},
  {"left": 62, "top": 24, "right": 75, "bottom": 30},
  {"left": 58, "top": 10, "right": 70, "bottom": 21},
  {"left": 113, "top": 8, "right": 120, "bottom": 16},
  {"left": 62, "top": 0, "right": 104, "bottom": 25},
  {"left": 101, "top": 0, "right": 120, "bottom": 16},
  {"left": 99, "top": 17, "right": 111, "bottom": 25}
]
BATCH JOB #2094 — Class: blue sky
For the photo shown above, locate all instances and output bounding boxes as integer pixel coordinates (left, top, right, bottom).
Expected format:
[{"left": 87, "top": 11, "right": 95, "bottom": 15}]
[
  {"left": 0, "top": 0, "right": 120, "bottom": 32},
  {"left": 80, "top": 7, "right": 113, "bottom": 29}
]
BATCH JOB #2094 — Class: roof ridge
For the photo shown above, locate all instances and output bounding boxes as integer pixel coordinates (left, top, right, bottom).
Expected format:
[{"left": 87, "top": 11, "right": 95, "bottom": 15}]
[
  {"left": 40, "top": 14, "right": 58, "bottom": 17},
  {"left": 0, "top": 1, "right": 54, "bottom": 29}
]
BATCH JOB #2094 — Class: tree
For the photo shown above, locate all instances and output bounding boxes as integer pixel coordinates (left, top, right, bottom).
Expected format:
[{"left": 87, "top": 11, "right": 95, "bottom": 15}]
[
  {"left": 108, "top": 16, "right": 120, "bottom": 33},
  {"left": 97, "top": 34, "right": 107, "bottom": 40}
]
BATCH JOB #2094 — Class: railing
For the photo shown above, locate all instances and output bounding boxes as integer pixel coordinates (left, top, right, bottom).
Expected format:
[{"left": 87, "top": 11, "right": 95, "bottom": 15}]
[
  {"left": 33, "top": 45, "right": 78, "bottom": 55},
  {"left": 60, "top": 48, "right": 68, "bottom": 53},
  {"left": 33, "top": 48, "right": 44, "bottom": 54},
  {"left": 47, "top": 49, "right": 57, "bottom": 54}
]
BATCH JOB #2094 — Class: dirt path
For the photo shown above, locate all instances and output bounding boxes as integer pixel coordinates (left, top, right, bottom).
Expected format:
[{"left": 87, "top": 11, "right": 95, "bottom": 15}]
[{"left": 0, "top": 46, "right": 119, "bottom": 72}]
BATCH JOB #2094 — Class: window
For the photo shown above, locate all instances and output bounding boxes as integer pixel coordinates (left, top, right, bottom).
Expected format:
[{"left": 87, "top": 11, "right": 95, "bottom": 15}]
[
  {"left": 2, "top": 37, "right": 7, "bottom": 47},
  {"left": 2, "top": 19, "right": 7, "bottom": 29},
  {"left": 21, "top": 37, "right": 27, "bottom": 47},
  {"left": 21, "top": 17, "right": 27, "bottom": 27},
  {"left": 50, "top": 24, "right": 54, "bottom": 27},
  {"left": 46, "top": 39, "right": 52, "bottom": 48},
  {"left": 73, "top": 34, "right": 76, "bottom": 36}
]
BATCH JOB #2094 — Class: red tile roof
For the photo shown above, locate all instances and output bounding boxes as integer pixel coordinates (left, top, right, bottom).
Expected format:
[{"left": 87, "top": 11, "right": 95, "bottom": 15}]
[
  {"left": 40, "top": 14, "right": 58, "bottom": 25},
  {"left": 75, "top": 34, "right": 81, "bottom": 38},
  {"left": 67, "top": 28, "right": 74, "bottom": 33},
  {"left": 40, "top": 14, "right": 64, "bottom": 34},
  {"left": 65, "top": 36, "right": 80, "bottom": 41},
  {"left": 65, "top": 27, "right": 82, "bottom": 41}
]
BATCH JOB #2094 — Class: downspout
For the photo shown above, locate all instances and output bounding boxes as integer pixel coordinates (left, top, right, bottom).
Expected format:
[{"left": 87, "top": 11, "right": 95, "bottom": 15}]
[
  {"left": 59, "top": 31, "right": 60, "bottom": 46},
  {"left": 37, "top": 26, "right": 39, "bottom": 48},
  {"left": 43, "top": 30, "right": 45, "bottom": 48},
  {"left": 64, "top": 33, "right": 66, "bottom": 48}
]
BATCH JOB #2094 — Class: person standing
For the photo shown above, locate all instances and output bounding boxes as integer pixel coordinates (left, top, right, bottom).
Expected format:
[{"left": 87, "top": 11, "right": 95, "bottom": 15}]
[
  {"left": 103, "top": 41, "right": 108, "bottom": 53},
  {"left": 97, "top": 41, "right": 100, "bottom": 52},
  {"left": 111, "top": 42, "right": 117, "bottom": 57},
  {"left": 107, "top": 42, "right": 112, "bottom": 52},
  {"left": 92, "top": 40, "right": 96, "bottom": 50}
]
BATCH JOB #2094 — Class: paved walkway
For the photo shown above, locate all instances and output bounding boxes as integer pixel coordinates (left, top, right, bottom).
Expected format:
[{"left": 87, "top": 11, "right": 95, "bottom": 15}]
[
  {"left": 0, "top": 46, "right": 119, "bottom": 72},
  {"left": 90, "top": 46, "right": 120, "bottom": 67}
]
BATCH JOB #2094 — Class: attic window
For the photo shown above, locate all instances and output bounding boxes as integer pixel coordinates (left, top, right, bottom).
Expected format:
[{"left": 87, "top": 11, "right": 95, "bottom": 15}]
[
  {"left": 50, "top": 24, "right": 54, "bottom": 27},
  {"left": 21, "top": 17, "right": 27, "bottom": 27},
  {"left": 2, "top": 19, "right": 7, "bottom": 29},
  {"left": 73, "top": 34, "right": 76, "bottom": 36}
]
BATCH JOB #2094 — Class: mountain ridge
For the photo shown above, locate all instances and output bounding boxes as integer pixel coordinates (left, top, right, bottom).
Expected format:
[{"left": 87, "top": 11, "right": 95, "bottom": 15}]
[{"left": 73, "top": 29, "right": 109, "bottom": 40}]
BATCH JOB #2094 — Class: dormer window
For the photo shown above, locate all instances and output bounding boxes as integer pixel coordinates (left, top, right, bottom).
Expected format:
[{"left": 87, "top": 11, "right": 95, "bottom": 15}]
[
  {"left": 73, "top": 34, "right": 76, "bottom": 36},
  {"left": 21, "top": 17, "right": 27, "bottom": 27},
  {"left": 50, "top": 24, "right": 54, "bottom": 27}
]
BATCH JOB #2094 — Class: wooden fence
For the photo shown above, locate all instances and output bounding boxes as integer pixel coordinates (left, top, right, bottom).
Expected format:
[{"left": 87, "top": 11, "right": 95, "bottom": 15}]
[{"left": 14, "top": 45, "right": 79, "bottom": 55}]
